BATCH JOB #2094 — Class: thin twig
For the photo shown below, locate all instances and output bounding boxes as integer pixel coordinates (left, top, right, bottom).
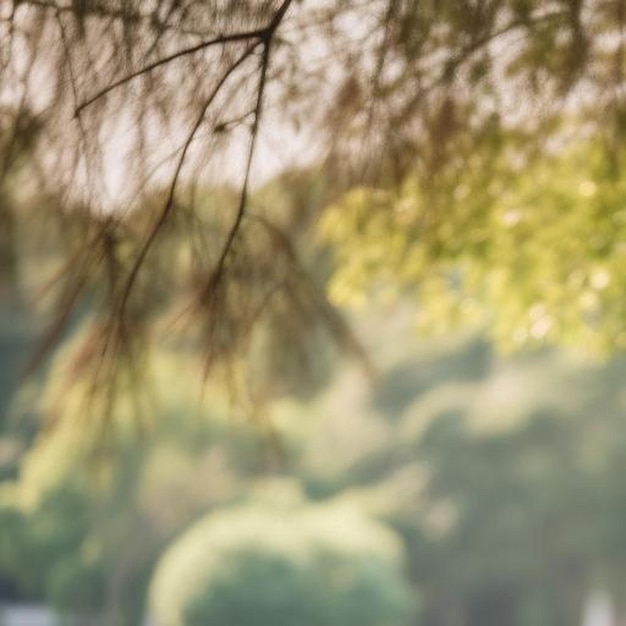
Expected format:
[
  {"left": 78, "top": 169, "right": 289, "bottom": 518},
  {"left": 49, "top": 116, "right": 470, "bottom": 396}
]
[
  {"left": 75, "top": 28, "right": 267, "bottom": 115},
  {"left": 55, "top": 9, "right": 108, "bottom": 205},
  {"left": 208, "top": 45, "right": 271, "bottom": 286},
  {"left": 116, "top": 44, "right": 260, "bottom": 322},
  {"left": 250, "top": 213, "right": 378, "bottom": 384},
  {"left": 207, "top": 0, "right": 294, "bottom": 290}
]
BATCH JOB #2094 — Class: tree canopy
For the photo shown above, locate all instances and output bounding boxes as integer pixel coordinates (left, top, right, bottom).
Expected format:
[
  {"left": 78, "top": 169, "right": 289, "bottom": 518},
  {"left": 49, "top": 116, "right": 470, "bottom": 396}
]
[{"left": 1, "top": 0, "right": 626, "bottom": 404}]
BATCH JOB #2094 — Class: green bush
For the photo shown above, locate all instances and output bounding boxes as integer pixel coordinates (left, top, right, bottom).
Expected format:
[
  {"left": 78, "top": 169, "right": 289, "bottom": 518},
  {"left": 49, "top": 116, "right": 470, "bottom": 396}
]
[{"left": 149, "top": 502, "right": 415, "bottom": 626}]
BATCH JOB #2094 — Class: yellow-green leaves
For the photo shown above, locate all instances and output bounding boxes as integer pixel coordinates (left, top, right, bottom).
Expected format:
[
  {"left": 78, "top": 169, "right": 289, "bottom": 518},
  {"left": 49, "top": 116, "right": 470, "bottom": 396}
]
[{"left": 320, "top": 136, "right": 626, "bottom": 355}]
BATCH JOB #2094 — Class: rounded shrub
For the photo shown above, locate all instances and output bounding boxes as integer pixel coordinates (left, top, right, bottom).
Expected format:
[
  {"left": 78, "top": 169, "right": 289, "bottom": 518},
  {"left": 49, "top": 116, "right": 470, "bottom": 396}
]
[{"left": 149, "top": 502, "right": 415, "bottom": 626}]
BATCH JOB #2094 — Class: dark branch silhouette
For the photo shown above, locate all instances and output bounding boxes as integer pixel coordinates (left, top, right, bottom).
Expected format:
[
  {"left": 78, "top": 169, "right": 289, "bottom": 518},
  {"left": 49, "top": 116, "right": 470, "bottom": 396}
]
[{"left": 75, "top": 28, "right": 267, "bottom": 115}]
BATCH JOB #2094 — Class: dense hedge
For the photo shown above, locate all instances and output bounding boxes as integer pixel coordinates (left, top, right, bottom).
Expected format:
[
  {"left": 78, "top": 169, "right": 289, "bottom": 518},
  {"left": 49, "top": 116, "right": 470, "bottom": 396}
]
[{"left": 149, "top": 502, "right": 415, "bottom": 626}]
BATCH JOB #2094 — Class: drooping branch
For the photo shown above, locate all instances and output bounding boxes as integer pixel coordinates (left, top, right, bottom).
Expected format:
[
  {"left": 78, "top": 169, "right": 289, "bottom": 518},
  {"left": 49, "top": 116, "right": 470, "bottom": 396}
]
[
  {"left": 116, "top": 43, "right": 261, "bottom": 323},
  {"left": 205, "top": 0, "right": 294, "bottom": 293},
  {"left": 116, "top": 0, "right": 294, "bottom": 317},
  {"left": 75, "top": 27, "right": 268, "bottom": 115},
  {"left": 250, "top": 213, "right": 378, "bottom": 384}
]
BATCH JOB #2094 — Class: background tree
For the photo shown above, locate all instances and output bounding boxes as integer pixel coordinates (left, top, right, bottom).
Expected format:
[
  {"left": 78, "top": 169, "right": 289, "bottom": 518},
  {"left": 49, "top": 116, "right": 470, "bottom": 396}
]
[
  {"left": 149, "top": 501, "right": 414, "bottom": 626},
  {"left": 3, "top": 314, "right": 626, "bottom": 625}
]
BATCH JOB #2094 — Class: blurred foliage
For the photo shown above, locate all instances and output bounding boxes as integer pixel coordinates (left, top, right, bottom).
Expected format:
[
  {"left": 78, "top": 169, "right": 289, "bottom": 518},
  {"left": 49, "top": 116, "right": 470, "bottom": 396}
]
[
  {"left": 149, "top": 500, "right": 414, "bottom": 626},
  {"left": 2, "top": 306, "right": 626, "bottom": 624},
  {"left": 292, "top": 328, "right": 626, "bottom": 625},
  {"left": 2, "top": 2, "right": 626, "bottom": 623},
  {"left": 320, "top": 133, "right": 626, "bottom": 355},
  {"left": 0, "top": 321, "right": 275, "bottom": 623}
]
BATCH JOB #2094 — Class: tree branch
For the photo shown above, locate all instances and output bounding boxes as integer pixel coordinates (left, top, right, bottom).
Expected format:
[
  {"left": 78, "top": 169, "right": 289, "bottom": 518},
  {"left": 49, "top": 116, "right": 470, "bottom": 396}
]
[
  {"left": 116, "top": 44, "right": 260, "bottom": 321},
  {"left": 75, "top": 27, "right": 267, "bottom": 115},
  {"left": 205, "top": 0, "right": 294, "bottom": 293}
]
